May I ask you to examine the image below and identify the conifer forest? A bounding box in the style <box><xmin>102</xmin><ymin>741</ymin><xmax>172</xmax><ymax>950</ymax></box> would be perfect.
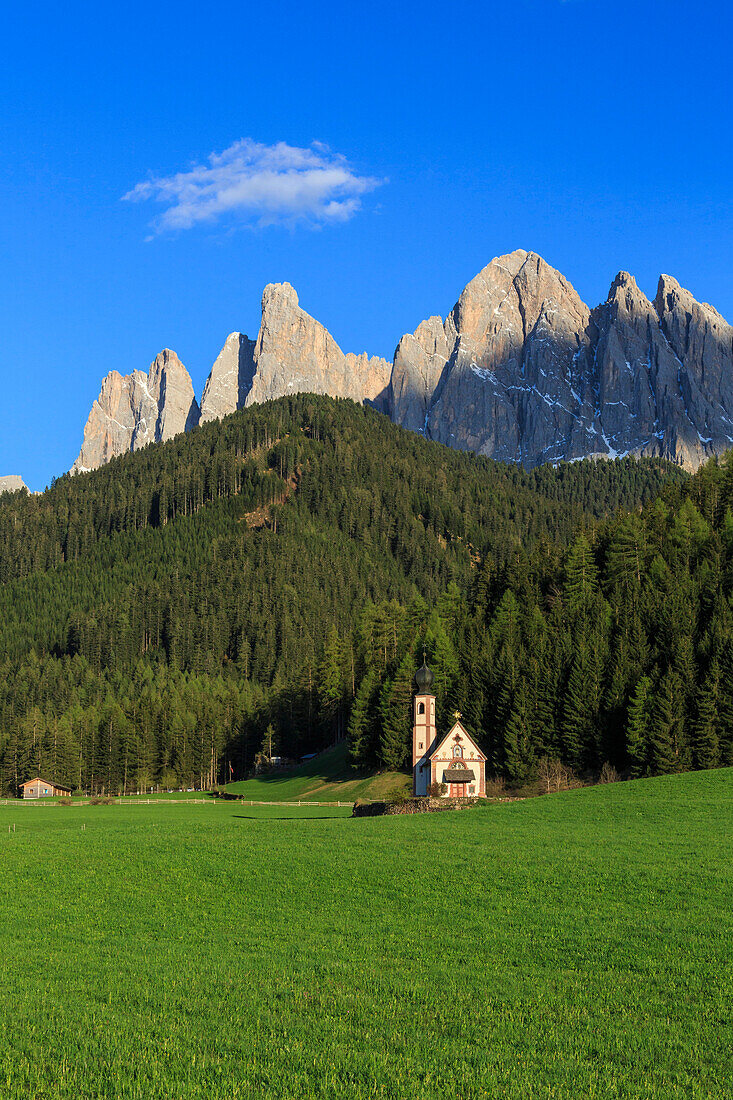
<box><xmin>2</xmin><ymin>394</ymin><xmax>730</xmax><ymax>795</ymax></box>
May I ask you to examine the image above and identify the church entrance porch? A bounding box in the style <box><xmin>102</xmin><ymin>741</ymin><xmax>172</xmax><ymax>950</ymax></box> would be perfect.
<box><xmin>443</xmin><ymin>762</ymin><xmax>476</xmax><ymax>798</ymax></box>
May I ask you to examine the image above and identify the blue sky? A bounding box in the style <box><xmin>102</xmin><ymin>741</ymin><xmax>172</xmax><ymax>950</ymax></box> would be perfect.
<box><xmin>1</xmin><ymin>0</ymin><xmax>731</xmax><ymax>489</ymax></box>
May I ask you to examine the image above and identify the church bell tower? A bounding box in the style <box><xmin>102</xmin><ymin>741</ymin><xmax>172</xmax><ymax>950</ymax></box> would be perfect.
<box><xmin>413</xmin><ymin>658</ymin><xmax>436</xmax><ymax>796</ymax></box>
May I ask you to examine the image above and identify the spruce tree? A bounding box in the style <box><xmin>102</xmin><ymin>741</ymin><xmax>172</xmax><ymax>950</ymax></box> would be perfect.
<box><xmin>348</xmin><ymin>669</ymin><xmax>379</xmax><ymax>768</ymax></box>
<box><xmin>502</xmin><ymin>682</ymin><xmax>534</xmax><ymax>784</ymax></box>
<box><xmin>378</xmin><ymin>652</ymin><xmax>415</xmax><ymax>771</ymax></box>
<box><xmin>564</xmin><ymin>533</ymin><xmax>599</xmax><ymax>617</ymax></box>
<box><xmin>649</xmin><ymin>668</ymin><xmax>686</xmax><ymax>775</ymax></box>
<box><xmin>626</xmin><ymin>676</ymin><xmax>652</xmax><ymax>777</ymax></box>
<box><xmin>693</xmin><ymin>662</ymin><xmax>720</xmax><ymax>770</ymax></box>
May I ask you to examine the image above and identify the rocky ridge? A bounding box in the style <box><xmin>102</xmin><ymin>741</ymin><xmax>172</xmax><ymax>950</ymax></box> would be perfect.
<box><xmin>72</xmin><ymin>349</ymin><xmax>199</xmax><ymax>473</ymax></box>
<box><xmin>391</xmin><ymin>250</ymin><xmax>733</xmax><ymax>470</ymax></box>
<box><xmin>200</xmin><ymin>333</ymin><xmax>256</xmax><ymax>424</ymax></box>
<box><xmin>73</xmin><ymin>284</ymin><xmax>391</xmax><ymax>470</ymax></box>
<box><xmin>0</xmin><ymin>475</ymin><xmax>28</xmax><ymax>493</ymax></box>
<box><xmin>71</xmin><ymin>254</ymin><xmax>732</xmax><ymax>474</ymax></box>
<box><xmin>243</xmin><ymin>283</ymin><xmax>390</xmax><ymax>411</ymax></box>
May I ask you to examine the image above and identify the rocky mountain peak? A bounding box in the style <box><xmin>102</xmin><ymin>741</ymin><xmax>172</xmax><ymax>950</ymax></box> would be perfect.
<box><xmin>261</xmin><ymin>281</ymin><xmax>300</xmax><ymax>312</ymax></box>
<box><xmin>200</xmin><ymin>333</ymin><xmax>256</xmax><ymax>424</ymax></box>
<box><xmin>394</xmin><ymin>250</ymin><xmax>595</xmax><ymax>466</ymax></box>
<box><xmin>72</xmin><ymin>350</ymin><xmax>199</xmax><ymax>473</ymax></box>
<box><xmin>609</xmin><ymin>270</ymin><xmax>642</xmax><ymax>296</ymax></box>
<box><xmin>601</xmin><ymin>271</ymin><xmax>655</xmax><ymax>322</ymax></box>
<box><xmin>0</xmin><ymin>475</ymin><xmax>28</xmax><ymax>493</ymax></box>
<box><xmin>391</xmin><ymin>251</ymin><xmax>733</xmax><ymax>470</ymax></box>
<box><xmin>68</xmin><ymin>253</ymin><xmax>732</xmax><ymax>478</ymax></box>
<box><xmin>245</xmin><ymin>283</ymin><xmax>390</xmax><ymax>408</ymax></box>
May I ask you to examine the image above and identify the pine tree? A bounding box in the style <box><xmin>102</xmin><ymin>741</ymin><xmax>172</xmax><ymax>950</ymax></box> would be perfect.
<box><xmin>259</xmin><ymin>723</ymin><xmax>279</xmax><ymax>764</ymax></box>
<box><xmin>604</xmin><ymin>514</ymin><xmax>646</xmax><ymax>596</ymax></box>
<box><xmin>693</xmin><ymin>662</ymin><xmax>720</xmax><ymax>770</ymax></box>
<box><xmin>561</xmin><ymin>639</ymin><xmax>601</xmax><ymax>771</ymax></box>
<box><xmin>378</xmin><ymin>652</ymin><xmax>415</xmax><ymax>771</ymax></box>
<box><xmin>716</xmin><ymin>642</ymin><xmax>733</xmax><ymax>766</ymax></box>
<box><xmin>348</xmin><ymin>669</ymin><xmax>379</xmax><ymax>768</ymax></box>
<box><xmin>317</xmin><ymin>628</ymin><xmax>346</xmax><ymax>741</ymax></box>
<box><xmin>649</xmin><ymin>668</ymin><xmax>686</xmax><ymax>775</ymax></box>
<box><xmin>626</xmin><ymin>676</ymin><xmax>652</xmax><ymax>777</ymax></box>
<box><xmin>564</xmin><ymin>533</ymin><xmax>599</xmax><ymax>617</ymax></box>
<box><xmin>502</xmin><ymin>681</ymin><xmax>534</xmax><ymax>784</ymax></box>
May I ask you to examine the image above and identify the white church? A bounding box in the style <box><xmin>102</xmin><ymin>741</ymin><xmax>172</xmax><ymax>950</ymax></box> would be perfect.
<box><xmin>412</xmin><ymin>659</ymin><xmax>487</xmax><ymax>798</ymax></box>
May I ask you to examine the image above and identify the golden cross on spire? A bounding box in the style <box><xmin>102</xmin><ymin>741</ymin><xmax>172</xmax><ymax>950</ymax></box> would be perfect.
<box><xmin>453</xmin><ymin>710</ymin><xmax>462</xmax><ymax>720</ymax></box>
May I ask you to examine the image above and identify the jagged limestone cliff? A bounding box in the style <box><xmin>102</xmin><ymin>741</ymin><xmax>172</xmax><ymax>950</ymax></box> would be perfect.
<box><xmin>199</xmin><ymin>333</ymin><xmax>257</xmax><ymax>424</ymax></box>
<box><xmin>70</xmin><ymin>254</ymin><xmax>732</xmax><ymax>474</ymax></box>
<box><xmin>72</xmin><ymin>350</ymin><xmax>200</xmax><ymax>472</ymax></box>
<box><xmin>390</xmin><ymin>250</ymin><xmax>733</xmax><ymax>470</ymax></box>
<box><xmin>201</xmin><ymin>283</ymin><xmax>391</xmax><ymax>419</ymax></box>
<box><xmin>0</xmin><ymin>475</ymin><xmax>27</xmax><ymax>493</ymax></box>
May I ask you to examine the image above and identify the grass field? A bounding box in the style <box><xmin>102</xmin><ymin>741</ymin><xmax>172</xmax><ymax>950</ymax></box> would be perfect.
<box><xmin>224</xmin><ymin>742</ymin><xmax>411</xmax><ymax>803</ymax></box>
<box><xmin>1</xmin><ymin>770</ymin><xmax>731</xmax><ymax>1098</ymax></box>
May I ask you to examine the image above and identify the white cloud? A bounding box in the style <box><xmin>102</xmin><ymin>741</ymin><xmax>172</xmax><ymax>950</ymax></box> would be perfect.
<box><xmin>123</xmin><ymin>139</ymin><xmax>383</xmax><ymax>234</ymax></box>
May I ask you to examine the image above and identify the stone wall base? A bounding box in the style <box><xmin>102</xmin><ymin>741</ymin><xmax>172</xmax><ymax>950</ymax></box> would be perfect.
<box><xmin>352</xmin><ymin>796</ymin><xmax>484</xmax><ymax>817</ymax></box>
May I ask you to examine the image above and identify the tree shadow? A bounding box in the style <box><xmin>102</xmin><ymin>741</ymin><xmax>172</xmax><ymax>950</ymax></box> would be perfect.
<box><xmin>232</xmin><ymin>813</ymin><xmax>347</xmax><ymax>821</ymax></box>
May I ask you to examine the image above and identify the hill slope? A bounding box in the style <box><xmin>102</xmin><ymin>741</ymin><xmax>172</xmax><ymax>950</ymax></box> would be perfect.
<box><xmin>225</xmin><ymin>743</ymin><xmax>409</xmax><ymax>803</ymax></box>
<box><xmin>0</xmin><ymin>395</ymin><xmax>685</xmax><ymax>794</ymax></box>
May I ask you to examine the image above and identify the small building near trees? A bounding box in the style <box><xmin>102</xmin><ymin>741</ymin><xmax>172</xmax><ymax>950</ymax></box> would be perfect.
<box><xmin>412</xmin><ymin>659</ymin><xmax>487</xmax><ymax>798</ymax></box>
<box><xmin>20</xmin><ymin>777</ymin><xmax>72</xmax><ymax>799</ymax></box>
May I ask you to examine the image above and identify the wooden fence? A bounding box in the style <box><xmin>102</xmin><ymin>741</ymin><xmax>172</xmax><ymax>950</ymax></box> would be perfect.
<box><xmin>0</xmin><ymin>797</ymin><xmax>353</xmax><ymax>807</ymax></box>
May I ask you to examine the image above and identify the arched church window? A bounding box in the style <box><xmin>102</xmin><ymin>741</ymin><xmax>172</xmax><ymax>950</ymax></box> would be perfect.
<box><xmin>453</xmin><ymin>745</ymin><xmax>463</xmax><ymax>758</ymax></box>
<box><xmin>418</xmin><ymin>702</ymin><xmax>425</xmax><ymax>714</ymax></box>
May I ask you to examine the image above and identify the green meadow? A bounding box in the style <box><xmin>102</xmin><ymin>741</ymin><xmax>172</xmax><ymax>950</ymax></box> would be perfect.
<box><xmin>224</xmin><ymin>742</ymin><xmax>410</xmax><ymax>803</ymax></box>
<box><xmin>1</xmin><ymin>771</ymin><xmax>731</xmax><ymax>1099</ymax></box>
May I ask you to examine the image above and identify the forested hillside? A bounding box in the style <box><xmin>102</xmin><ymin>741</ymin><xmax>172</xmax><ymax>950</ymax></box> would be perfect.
<box><xmin>0</xmin><ymin>395</ymin><xmax>687</xmax><ymax>794</ymax></box>
<box><xmin>349</xmin><ymin>454</ymin><xmax>733</xmax><ymax>782</ymax></box>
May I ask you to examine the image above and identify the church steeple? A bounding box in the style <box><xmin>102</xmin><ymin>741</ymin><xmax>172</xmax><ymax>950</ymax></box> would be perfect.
<box><xmin>415</xmin><ymin>654</ymin><xmax>434</xmax><ymax>693</ymax></box>
<box><xmin>412</xmin><ymin>655</ymin><xmax>436</xmax><ymax>796</ymax></box>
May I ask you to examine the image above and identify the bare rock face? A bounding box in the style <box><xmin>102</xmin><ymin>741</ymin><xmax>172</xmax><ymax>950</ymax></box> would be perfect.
<box><xmin>0</xmin><ymin>475</ymin><xmax>27</xmax><ymax>493</ymax></box>
<box><xmin>200</xmin><ymin>333</ymin><xmax>257</xmax><ymax>424</ymax></box>
<box><xmin>390</xmin><ymin>317</ymin><xmax>450</xmax><ymax>433</ymax></box>
<box><xmin>150</xmin><ymin>349</ymin><xmax>201</xmax><ymax>443</ymax></box>
<box><xmin>587</xmin><ymin>273</ymin><xmax>708</xmax><ymax>468</ymax></box>
<box><xmin>393</xmin><ymin>250</ymin><xmax>595</xmax><ymax>465</ymax></box>
<box><xmin>654</xmin><ymin>275</ymin><xmax>733</xmax><ymax>454</ymax></box>
<box><xmin>72</xmin><ymin>349</ymin><xmax>199</xmax><ymax>473</ymax></box>
<box><xmin>389</xmin><ymin>251</ymin><xmax>733</xmax><ymax>470</ymax></box>
<box><xmin>67</xmin><ymin>256</ymin><xmax>732</xmax><ymax>479</ymax></box>
<box><xmin>245</xmin><ymin>283</ymin><xmax>391</xmax><ymax>408</ymax></box>
<box><xmin>72</xmin><ymin>284</ymin><xmax>390</xmax><ymax>475</ymax></box>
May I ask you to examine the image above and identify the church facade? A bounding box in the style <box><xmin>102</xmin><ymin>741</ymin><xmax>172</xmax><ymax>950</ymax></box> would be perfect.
<box><xmin>412</xmin><ymin>660</ymin><xmax>487</xmax><ymax>798</ymax></box>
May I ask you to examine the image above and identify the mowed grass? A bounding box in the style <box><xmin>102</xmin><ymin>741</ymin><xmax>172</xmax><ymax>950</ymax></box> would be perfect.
<box><xmin>1</xmin><ymin>771</ymin><xmax>731</xmax><ymax>1098</ymax></box>
<box><xmin>225</xmin><ymin>742</ymin><xmax>411</xmax><ymax>803</ymax></box>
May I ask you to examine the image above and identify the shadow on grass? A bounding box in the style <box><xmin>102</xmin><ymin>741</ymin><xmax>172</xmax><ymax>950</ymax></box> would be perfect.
<box><xmin>226</xmin><ymin>744</ymin><xmax>373</xmax><ymax>790</ymax></box>
<box><xmin>232</xmin><ymin>814</ymin><xmax>346</xmax><ymax>821</ymax></box>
